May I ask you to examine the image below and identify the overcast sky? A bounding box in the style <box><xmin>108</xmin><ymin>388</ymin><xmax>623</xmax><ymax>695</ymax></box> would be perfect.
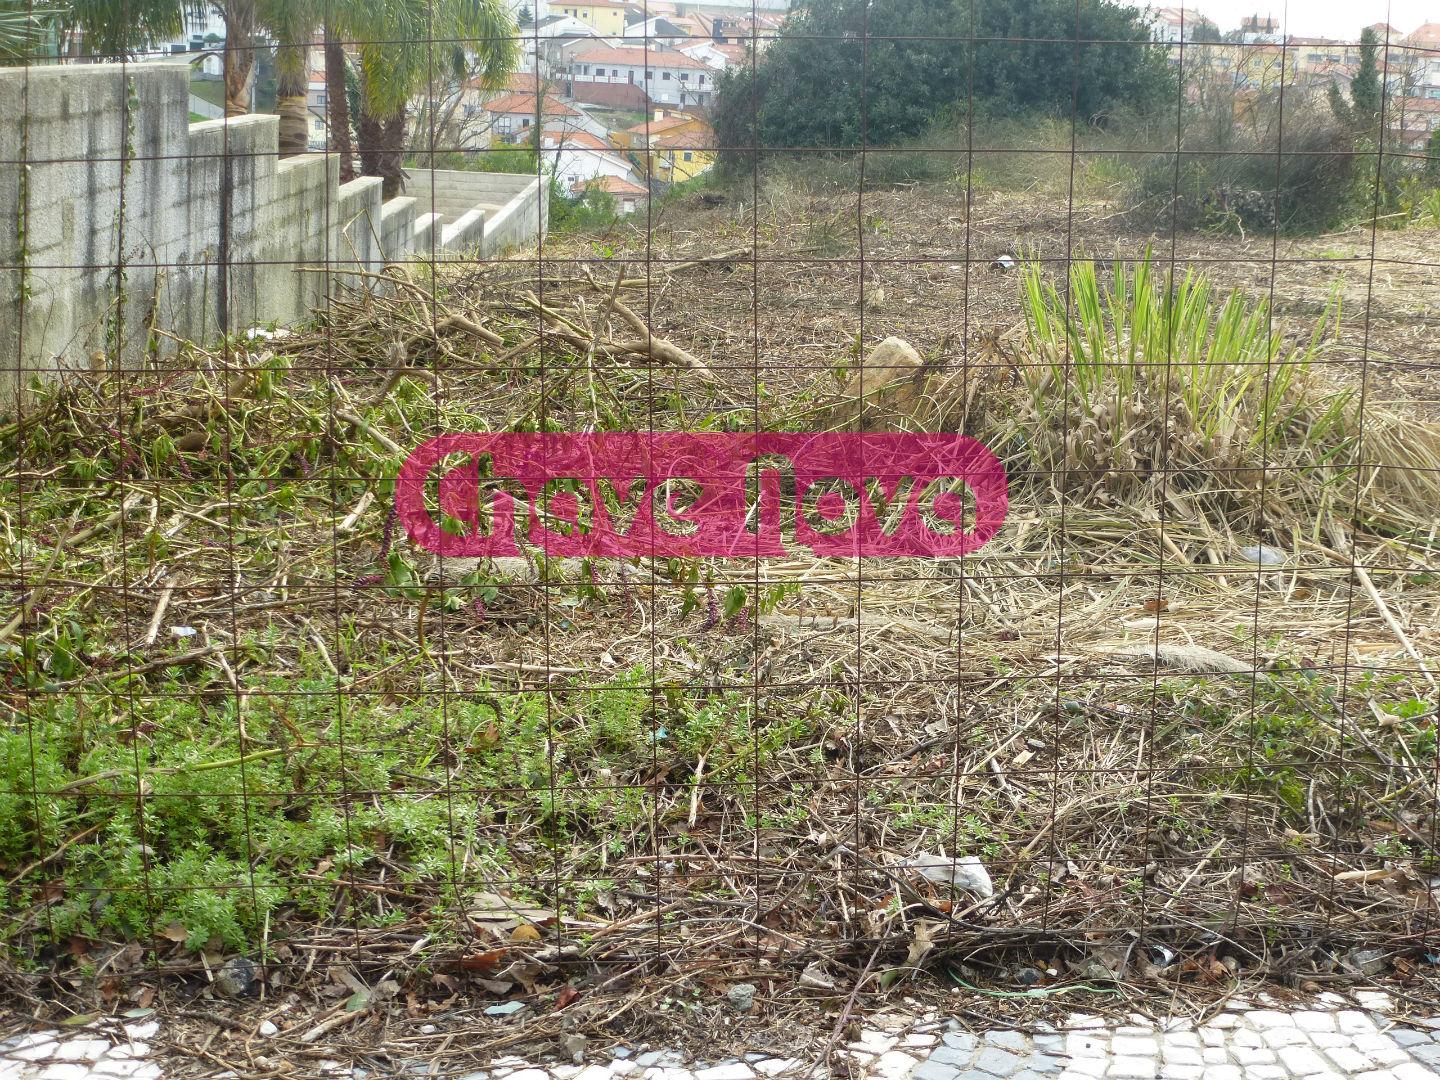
<box><xmin>1125</xmin><ymin>1</ymin><xmax>1438</xmax><ymax>39</ymax></box>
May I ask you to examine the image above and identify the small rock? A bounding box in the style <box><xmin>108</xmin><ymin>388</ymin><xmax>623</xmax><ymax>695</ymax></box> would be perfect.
<box><xmin>990</xmin><ymin>254</ymin><xmax>1017</xmax><ymax>273</ymax></box>
<box><xmin>1344</xmin><ymin>948</ymin><xmax>1389</xmax><ymax>977</ymax></box>
<box><xmin>214</xmin><ymin>956</ymin><xmax>258</xmax><ymax>997</ymax></box>
<box><xmin>562</xmin><ymin>1034</ymin><xmax>588</xmax><ymax>1061</ymax></box>
<box><xmin>257</xmin><ymin>1020</ymin><xmax>279</xmax><ymax>1038</ymax></box>
<box><xmin>484</xmin><ymin>1001</ymin><xmax>529</xmax><ymax>1018</ymax></box>
<box><xmin>612</xmin><ymin>1047</ymin><xmax>632</xmax><ymax>1059</ymax></box>
<box><xmin>726</xmin><ymin>983</ymin><xmax>757</xmax><ymax>1012</ymax></box>
<box><xmin>1013</xmin><ymin>966</ymin><xmax>1044</xmax><ymax>986</ymax></box>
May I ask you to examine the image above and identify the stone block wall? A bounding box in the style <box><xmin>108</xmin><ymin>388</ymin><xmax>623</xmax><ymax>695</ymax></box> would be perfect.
<box><xmin>1</xmin><ymin>62</ymin><xmax>549</xmax><ymax>412</ymax></box>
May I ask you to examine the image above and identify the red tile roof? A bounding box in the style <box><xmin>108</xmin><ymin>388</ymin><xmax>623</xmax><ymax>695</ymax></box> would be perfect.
<box><xmin>571</xmin><ymin>42</ymin><xmax>710</xmax><ymax>69</ymax></box>
<box><xmin>483</xmin><ymin>92</ymin><xmax>580</xmax><ymax>117</ymax></box>
<box><xmin>576</xmin><ymin>175</ymin><xmax>649</xmax><ymax>196</ymax></box>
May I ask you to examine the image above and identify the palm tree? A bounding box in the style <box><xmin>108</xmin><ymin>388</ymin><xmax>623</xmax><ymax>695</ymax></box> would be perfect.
<box><xmin>344</xmin><ymin>0</ymin><xmax>518</xmax><ymax>197</ymax></box>
<box><xmin>1</xmin><ymin>0</ymin><xmax>58</xmax><ymax>62</ymax></box>
<box><xmin>55</xmin><ymin>0</ymin><xmax>181</xmax><ymax>59</ymax></box>
<box><xmin>257</xmin><ymin>0</ymin><xmax>318</xmax><ymax>155</ymax></box>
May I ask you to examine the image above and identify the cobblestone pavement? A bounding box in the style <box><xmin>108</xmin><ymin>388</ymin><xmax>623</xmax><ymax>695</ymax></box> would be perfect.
<box><xmin>5</xmin><ymin>992</ymin><xmax>1440</xmax><ymax>1080</ymax></box>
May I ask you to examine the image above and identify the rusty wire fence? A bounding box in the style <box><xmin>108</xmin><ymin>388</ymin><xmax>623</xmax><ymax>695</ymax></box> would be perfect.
<box><xmin>2</xmin><ymin>0</ymin><xmax>1440</xmax><ymax>1043</ymax></box>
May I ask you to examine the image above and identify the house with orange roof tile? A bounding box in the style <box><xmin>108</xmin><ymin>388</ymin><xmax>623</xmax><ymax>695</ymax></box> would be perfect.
<box><xmin>574</xmin><ymin>175</ymin><xmax>651</xmax><ymax>215</ymax></box>
<box><xmin>563</xmin><ymin>41</ymin><xmax>718</xmax><ymax>106</ymax></box>
<box><xmin>612</xmin><ymin>109</ymin><xmax>716</xmax><ymax>183</ymax></box>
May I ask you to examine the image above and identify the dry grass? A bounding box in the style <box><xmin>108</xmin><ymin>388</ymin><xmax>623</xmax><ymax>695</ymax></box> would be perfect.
<box><xmin>1</xmin><ymin>183</ymin><xmax>1437</xmax><ymax>1060</ymax></box>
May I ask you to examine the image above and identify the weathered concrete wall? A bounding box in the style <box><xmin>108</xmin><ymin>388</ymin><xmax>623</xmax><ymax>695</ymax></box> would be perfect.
<box><xmin>1</xmin><ymin>62</ymin><xmax>548</xmax><ymax>412</ymax></box>
<box><xmin>406</xmin><ymin>169</ymin><xmax>548</xmax><ymax>257</ymax></box>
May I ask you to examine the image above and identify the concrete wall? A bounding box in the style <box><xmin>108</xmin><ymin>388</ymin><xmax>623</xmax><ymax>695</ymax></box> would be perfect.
<box><xmin>1</xmin><ymin>62</ymin><xmax>549</xmax><ymax>411</ymax></box>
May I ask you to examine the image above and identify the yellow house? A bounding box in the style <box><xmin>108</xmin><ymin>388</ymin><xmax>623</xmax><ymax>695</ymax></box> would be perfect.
<box><xmin>553</xmin><ymin>1</ymin><xmax>633</xmax><ymax>36</ymax></box>
<box><xmin>613</xmin><ymin>110</ymin><xmax>716</xmax><ymax>184</ymax></box>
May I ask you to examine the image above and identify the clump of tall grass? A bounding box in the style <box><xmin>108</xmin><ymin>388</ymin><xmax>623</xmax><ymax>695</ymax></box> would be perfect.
<box><xmin>1010</xmin><ymin>251</ymin><xmax>1352</xmax><ymax>506</ymax></box>
<box><xmin>1002</xmin><ymin>253</ymin><xmax>1440</xmax><ymax>533</ymax></box>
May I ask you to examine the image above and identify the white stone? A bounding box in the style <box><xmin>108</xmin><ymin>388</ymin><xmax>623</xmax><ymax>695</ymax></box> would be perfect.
<box><xmin>1062</xmin><ymin>1057</ymin><xmax>1106</xmax><ymax>1078</ymax></box>
<box><xmin>1201</xmin><ymin>1047</ymin><xmax>1228</xmax><ymax>1065</ymax></box>
<box><xmin>1195</xmin><ymin>1067</ymin><xmax>1239</xmax><ymax>1080</ymax></box>
<box><xmin>577</xmin><ymin>1066</ymin><xmax>613</xmax><ymax>1080</ymax></box>
<box><xmin>1159</xmin><ymin>1046</ymin><xmax>1201</xmax><ymax>1066</ymax></box>
<box><xmin>1393</xmin><ymin>1064</ymin><xmax>1438</xmax><ymax>1080</ymax></box>
<box><xmin>871</xmin><ymin>1051</ymin><xmax>918</xmax><ymax>1079</ymax></box>
<box><xmin>1327</xmin><ymin>1046</ymin><xmax>1379</xmax><ymax>1071</ymax></box>
<box><xmin>1112</xmin><ymin>1037</ymin><xmax>1157</xmax><ymax>1057</ymax></box>
<box><xmin>1158</xmin><ymin>1067</ymin><xmax>1202</xmax><ymax>1080</ymax></box>
<box><xmin>93</xmin><ymin>1062</ymin><xmax>147</xmax><ymax>1077</ymax></box>
<box><xmin>1232</xmin><ymin>1029</ymin><xmax>1264</xmax><ymax>1049</ymax></box>
<box><xmin>1245</xmin><ymin>1068</ymin><xmax>1285</xmax><ymax>1080</ymax></box>
<box><xmin>122</xmin><ymin>1024</ymin><xmax>158</xmax><ymax>1041</ymax></box>
<box><xmin>1355</xmin><ymin>992</ymin><xmax>1393</xmax><ymax>1013</ymax></box>
<box><xmin>1108</xmin><ymin>1057</ymin><xmax>1156</xmax><ymax>1078</ymax></box>
<box><xmin>508</xmin><ymin>1070</ymin><xmax>551</xmax><ymax>1080</ymax></box>
<box><xmin>1276</xmin><ymin>1045</ymin><xmax>1328</xmax><ymax>1075</ymax></box>
<box><xmin>7</xmin><ymin>1034</ymin><xmax>59</xmax><ymax>1062</ymax></box>
<box><xmin>54</xmin><ymin>1039</ymin><xmax>111</xmax><ymax>1062</ymax></box>
<box><xmin>1354</xmin><ymin>1072</ymin><xmax>1401</xmax><ymax>1080</ymax></box>
<box><xmin>900</xmin><ymin>1034</ymin><xmax>936</xmax><ymax>1049</ymax></box>
<box><xmin>1246</xmin><ymin>1011</ymin><xmax>1294</xmax><ymax>1029</ymax></box>
<box><xmin>1199</xmin><ymin>1029</ymin><xmax>1226</xmax><ymax>1048</ymax></box>
<box><xmin>1294</xmin><ymin>1012</ymin><xmax>1336</xmax><ymax>1033</ymax></box>
<box><xmin>1310</xmin><ymin>1033</ymin><xmax>1349</xmax><ymax>1048</ymax></box>
<box><xmin>1067</xmin><ymin>1034</ymin><xmax>1109</xmax><ymax>1058</ymax></box>
<box><xmin>1351</xmin><ymin>1036</ymin><xmax>1409</xmax><ymax>1066</ymax></box>
<box><xmin>1258</xmin><ymin>1027</ymin><xmax>1307</xmax><ymax>1048</ymax></box>
<box><xmin>1161</xmin><ymin>1033</ymin><xmax>1199</xmax><ymax>1049</ymax></box>
<box><xmin>1207</xmin><ymin>1015</ymin><xmax>1240</xmax><ymax>1030</ymax></box>
<box><xmin>611</xmin><ymin>1061</ymin><xmax>638</xmax><ymax>1075</ymax></box>
<box><xmin>851</xmin><ymin>1032</ymin><xmax>897</xmax><ymax>1055</ymax></box>
<box><xmin>553</xmin><ymin>1067</ymin><xmax>582</xmax><ymax>1078</ymax></box>
<box><xmin>753</xmin><ymin>1060</ymin><xmax>799</xmax><ymax>1077</ymax></box>
<box><xmin>694</xmin><ymin>1067</ymin><xmax>753</xmax><ymax>1080</ymax></box>
<box><xmin>1340</xmin><ymin>1012</ymin><xmax>1380</xmax><ymax>1034</ymax></box>
<box><xmin>1231</xmin><ymin>1045</ymin><xmax>1274</xmax><ymax>1066</ymax></box>
<box><xmin>1066</xmin><ymin>1015</ymin><xmax>1106</xmax><ymax>1030</ymax></box>
<box><xmin>36</xmin><ymin>1066</ymin><xmax>89</xmax><ymax>1080</ymax></box>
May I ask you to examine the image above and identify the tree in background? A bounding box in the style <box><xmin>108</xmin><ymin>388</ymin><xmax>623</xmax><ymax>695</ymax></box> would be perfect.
<box><xmin>1427</xmin><ymin>127</ymin><xmax>1440</xmax><ymax>183</ymax></box>
<box><xmin>345</xmin><ymin>0</ymin><xmax>517</xmax><ymax>198</ymax></box>
<box><xmin>1329</xmin><ymin>27</ymin><xmax>1380</xmax><ymax>138</ymax></box>
<box><xmin>55</xmin><ymin>0</ymin><xmax>179</xmax><ymax>57</ymax></box>
<box><xmin>0</xmin><ymin>0</ymin><xmax>57</xmax><ymax>61</ymax></box>
<box><xmin>715</xmin><ymin>0</ymin><xmax>1173</xmax><ymax>164</ymax></box>
<box><xmin>259</xmin><ymin>0</ymin><xmax>317</xmax><ymax>155</ymax></box>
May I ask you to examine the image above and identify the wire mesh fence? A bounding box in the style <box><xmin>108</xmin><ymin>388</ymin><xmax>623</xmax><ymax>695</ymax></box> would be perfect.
<box><xmin>2</xmin><ymin>0</ymin><xmax>1439</xmax><ymax>1058</ymax></box>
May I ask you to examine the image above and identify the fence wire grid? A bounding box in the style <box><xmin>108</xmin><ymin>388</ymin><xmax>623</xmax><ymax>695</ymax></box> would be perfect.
<box><xmin>2</xmin><ymin>0</ymin><xmax>1440</xmax><ymax>1064</ymax></box>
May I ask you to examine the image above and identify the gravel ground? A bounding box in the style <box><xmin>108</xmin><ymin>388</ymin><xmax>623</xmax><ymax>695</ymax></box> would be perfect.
<box><xmin>6</xmin><ymin>992</ymin><xmax>1440</xmax><ymax>1080</ymax></box>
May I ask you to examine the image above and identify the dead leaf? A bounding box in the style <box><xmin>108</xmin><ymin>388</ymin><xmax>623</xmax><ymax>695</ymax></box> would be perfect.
<box><xmin>468</xmin><ymin>891</ymin><xmax>557</xmax><ymax>935</ymax></box>
<box><xmin>554</xmin><ymin>984</ymin><xmax>581</xmax><ymax>1010</ymax></box>
<box><xmin>458</xmin><ymin>948</ymin><xmax>508</xmax><ymax>974</ymax></box>
<box><xmin>160</xmin><ymin>924</ymin><xmax>189</xmax><ymax>943</ymax></box>
<box><xmin>510</xmin><ymin>923</ymin><xmax>542</xmax><ymax>944</ymax></box>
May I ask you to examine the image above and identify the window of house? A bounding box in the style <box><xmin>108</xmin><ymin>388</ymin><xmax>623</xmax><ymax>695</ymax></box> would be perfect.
<box><xmin>662</xmin><ymin>71</ymin><xmax>671</xmax><ymax>79</ymax></box>
<box><xmin>679</xmin><ymin>72</ymin><xmax>688</xmax><ymax>80</ymax></box>
<box><xmin>697</xmin><ymin>74</ymin><xmax>705</xmax><ymax>84</ymax></box>
<box><xmin>521</xmin><ymin>117</ymin><xmax>531</xmax><ymax>127</ymax></box>
<box><xmin>582</xmin><ymin>64</ymin><xmax>590</xmax><ymax>74</ymax></box>
<box><xmin>683</xmin><ymin>151</ymin><xmax>692</xmax><ymax>161</ymax></box>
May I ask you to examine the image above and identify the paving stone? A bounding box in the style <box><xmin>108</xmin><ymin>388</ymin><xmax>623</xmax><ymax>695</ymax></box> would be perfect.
<box><xmin>35</xmin><ymin>1066</ymin><xmax>90</xmax><ymax>1080</ymax></box>
<box><xmin>970</xmin><ymin>1048</ymin><xmax>1023</xmax><ymax>1078</ymax></box>
<box><xmin>1201</xmin><ymin>1046</ymin><xmax>1229</xmax><ymax>1065</ymax></box>
<box><xmin>944</xmin><ymin>1034</ymin><xmax>979</xmax><ymax>1052</ymax></box>
<box><xmin>903</xmin><ymin>1035</ymin><xmax>939</xmax><ymax>1049</ymax></box>
<box><xmin>1199</xmin><ymin>1029</ymin><xmax>1227</xmax><ymax>1048</ymax></box>
<box><xmin>1326</xmin><ymin>1046</ymin><xmax>1379</xmax><ymax>1072</ymax></box>
<box><xmin>1158</xmin><ymin>1046</ymin><xmax>1201</xmax><ymax>1067</ymax></box>
<box><xmin>754</xmin><ymin>1060</ymin><xmax>799</xmax><ymax>1077</ymax></box>
<box><xmin>1245</xmin><ymin>1068</ymin><xmax>1286</xmax><ymax>1080</ymax></box>
<box><xmin>1393</xmin><ymin>1064</ymin><xmax>1440</xmax><ymax>1080</ymax></box>
<box><xmin>1032</xmin><ymin>1036</ymin><xmax>1063</xmax><ymax>1053</ymax></box>
<box><xmin>1207</xmin><ymin>1015</ymin><xmax>1241</xmax><ymax>1030</ymax></box>
<box><xmin>1276</xmin><ymin>1045</ymin><xmax>1329</xmax><ymax>1075</ymax></box>
<box><xmin>1233</xmin><ymin>1030</ymin><xmax>1265</xmax><ymax>1049</ymax></box>
<box><xmin>1158</xmin><ymin>1067</ymin><xmax>1202</xmax><ymax>1080</ymax></box>
<box><xmin>1389</xmin><ymin>1029</ymin><xmax>1433</xmax><ymax>1049</ymax></box>
<box><xmin>1117</xmin><ymin>1027</ymin><xmax>1155</xmax><ymax>1038</ymax></box>
<box><xmin>1061</xmin><ymin>1058</ymin><xmax>1106</xmax><ymax>1078</ymax></box>
<box><xmin>1296</xmin><ymin>1013</ymin><xmax>1339</xmax><ymax>1034</ymax></box>
<box><xmin>1248</xmin><ymin>1012</ymin><xmax>1296</xmax><ymax>1030</ymax></box>
<box><xmin>1066</xmin><ymin>1035</ymin><xmax>1108</xmax><ymax>1058</ymax></box>
<box><xmin>1259</xmin><ymin>1027</ymin><xmax>1309</xmax><ymax>1049</ymax></box>
<box><xmin>1340</xmin><ymin>1013</ymin><xmax>1381</xmax><ymax>1035</ymax></box>
<box><xmin>1354</xmin><ymin>992</ymin><xmax>1393</xmax><ymax>1013</ymax></box>
<box><xmin>873</xmin><ymin>1051</ymin><xmax>920</xmax><ymax>1078</ymax></box>
<box><xmin>909</xmin><ymin>1061</ymin><xmax>958</xmax><ymax>1080</ymax></box>
<box><xmin>1352</xmin><ymin>1035</ymin><xmax>1410</xmax><ymax>1066</ymax></box>
<box><xmin>636</xmin><ymin>1055</ymin><xmax>665</xmax><ymax>1068</ymax></box>
<box><xmin>1066</xmin><ymin>1016</ymin><xmax>1105</xmax><ymax>1031</ymax></box>
<box><xmin>1027</xmin><ymin>1055</ymin><xmax>1062</xmax><ymax>1075</ymax></box>
<box><xmin>1312</xmin><ymin>1033</ymin><xmax>1351</xmax><ymax>1049</ymax></box>
<box><xmin>695</xmin><ymin>1066</ymin><xmax>755</xmax><ymax>1080</ymax></box>
<box><xmin>1111</xmin><ymin>1038</ymin><xmax>1156</xmax><ymax>1057</ymax></box>
<box><xmin>1232</xmin><ymin>1044</ymin><xmax>1275</xmax><ymax>1066</ymax></box>
<box><xmin>926</xmin><ymin>1046</ymin><xmax>973</xmax><ymax>1067</ymax></box>
<box><xmin>611</xmin><ymin>1062</ymin><xmax>639</xmax><ymax>1075</ymax></box>
<box><xmin>985</xmin><ymin>1033</ymin><xmax>1028</xmax><ymax>1053</ymax></box>
<box><xmin>1196</xmin><ymin>1067</ymin><xmax>1240</xmax><ymax>1080</ymax></box>
<box><xmin>1107</xmin><ymin>1057</ymin><xmax>1156</xmax><ymax>1079</ymax></box>
<box><xmin>1160</xmin><ymin>1034</ymin><xmax>1199</xmax><ymax>1050</ymax></box>
<box><xmin>1411</xmin><ymin>1044</ymin><xmax>1440</xmax><ymax>1068</ymax></box>
<box><xmin>1354</xmin><ymin>1071</ymin><xmax>1402</xmax><ymax>1080</ymax></box>
<box><xmin>577</xmin><ymin>1065</ymin><xmax>614</xmax><ymax>1080</ymax></box>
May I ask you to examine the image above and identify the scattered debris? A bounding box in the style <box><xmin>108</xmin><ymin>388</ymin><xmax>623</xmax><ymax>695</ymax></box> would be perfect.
<box><xmin>901</xmin><ymin>853</ymin><xmax>994</xmax><ymax>898</ymax></box>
